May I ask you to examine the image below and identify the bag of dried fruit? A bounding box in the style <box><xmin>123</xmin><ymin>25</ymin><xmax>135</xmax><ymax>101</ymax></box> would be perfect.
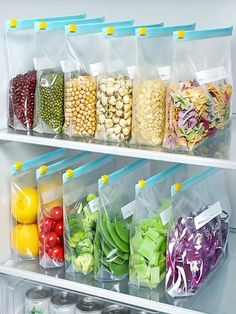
<box><xmin>5</xmin><ymin>14</ymin><xmax>86</xmax><ymax>131</ymax></box>
<box><xmin>132</xmin><ymin>24</ymin><xmax>196</xmax><ymax>146</ymax></box>
<box><xmin>163</xmin><ymin>27</ymin><xmax>233</xmax><ymax>151</ymax></box>
<box><xmin>11</xmin><ymin>148</ymin><xmax>66</xmax><ymax>262</ymax></box>
<box><xmin>166</xmin><ymin>167</ymin><xmax>231</xmax><ymax>297</ymax></box>
<box><xmin>36</xmin><ymin>152</ymin><xmax>91</xmax><ymax>269</ymax></box>
<box><xmin>33</xmin><ymin>17</ymin><xmax>105</xmax><ymax>135</ymax></box>
<box><xmin>63</xmin><ymin>20</ymin><xmax>134</xmax><ymax>138</ymax></box>
<box><xmin>129</xmin><ymin>163</ymin><xmax>188</xmax><ymax>289</ymax></box>
<box><xmin>63</xmin><ymin>155</ymin><xmax>121</xmax><ymax>276</ymax></box>
<box><xmin>95</xmin><ymin>23</ymin><xmax>163</xmax><ymax>143</ymax></box>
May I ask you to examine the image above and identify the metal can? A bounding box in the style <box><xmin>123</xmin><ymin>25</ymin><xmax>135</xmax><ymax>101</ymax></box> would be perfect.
<box><xmin>102</xmin><ymin>304</ymin><xmax>131</xmax><ymax>314</ymax></box>
<box><xmin>25</xmin><ymin>286</ymin><xmax>53</xmax><ymax>314</ymax></box>
<box><xmin>50</xmin><ymin>291</ymin><xmax>77</xmax><ymax>314</ymax></box>
<box><xmin>76</xmin><ymin>296</ymin><xmax>104</xmax><ymax>313</ymax></box>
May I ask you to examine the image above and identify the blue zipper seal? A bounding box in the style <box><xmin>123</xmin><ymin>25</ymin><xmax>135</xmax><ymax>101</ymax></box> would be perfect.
<box><xmin>136</xmin><ymin>23</ymin><xmax>196</xmax><ymax>38</ymax></box>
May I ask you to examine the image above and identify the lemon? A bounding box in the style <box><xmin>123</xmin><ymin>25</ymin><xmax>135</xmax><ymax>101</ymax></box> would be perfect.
<box><xmin>11</xmin><ymin>223</ymin><xmax>39</xmax><ymax>257</ymax></box>
<box><xmin>12</xmin><ymin>186</ymin><xmax>38</xmax><ymax>224</ymax></box>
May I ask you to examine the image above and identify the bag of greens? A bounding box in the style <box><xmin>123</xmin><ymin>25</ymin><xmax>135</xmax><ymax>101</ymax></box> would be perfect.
<box><xmin>11</xmin><ymin>148</ymin><xmax>66</xmax><ymax>261</ymax></box>
<box><xmin>63</xmin><ymin>19</ymin><xmax>134</xmax><ymax>138</ymax></box>
<box><xmin>129</xmin><ymin>164</ymin><xmax>188</xmax><ymax>289</ymax></box>
<box><xmin>166</xmin><ymin>167</ymin><xmax>231</xmax><ymax>297</ymax></box>
<box><xmin>163</xmin><ymin>27</ymin><xmax>233</xmax><ymax>151</ymax></box>
<box><xmin>37</xmin><ymin>152</ymin><xmax>91</xmax><ymax>268</ymax></box>
<box><xmin>95</xmin><ymin>23</ymin><xmax>163</xmax><ymax>143</ymax></box>
<box><xmin>132</xmin><ymin>24</ymin><xmax>196</xmax><ymax>146</ymax></box>
<box><xmin>5</xmin><ymin>14</ymin><xmax>86</xmax><ymax>131</ymax></box>
<box><xmin>33</xmin><ymin>17</ymin><xmax>105</xmax><ymax>134</ymax></box>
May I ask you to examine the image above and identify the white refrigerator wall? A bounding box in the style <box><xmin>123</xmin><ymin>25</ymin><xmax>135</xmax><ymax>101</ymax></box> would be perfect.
<box><xmin>0</xmin><ymin>0</ymin><xmax>236</xmax><ymax>129</ymax></box>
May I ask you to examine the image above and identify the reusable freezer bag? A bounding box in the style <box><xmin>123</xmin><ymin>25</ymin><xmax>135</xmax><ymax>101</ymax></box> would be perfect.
<box><xmin>166</xmin><ymin>167</ymin><xmax>231</xmax><ymax>297</ymax></box>
<box><xmin>36</xmin><ymin>152</ymin><xmax>91</xmax><ymax>268</ymax></box>
<box><xmin>33</xmin><ymin>17</ymin><xmax>105</xmax><ymax>134</ymax></box>
<box><xmin>11</xmin><ymin>148</ymin><xmax>66</xmax><ymax>261</ymax></box>
<box><xmin>163</xmin><ymin>27</ymin><xmax>233</xmax><ymax>151</ymax></box>
<box><xmin>63</xmin><ymin>19</ymin><xmax>134</xmax><ymax>138</ymax></box>
<box><xmin>95</xmin><ymin>23</ymin><xmax>163</xmax><ymax>143</ymax></box>
<box><xmin>5</xmin><ymin>14</ymin><xmax>86</xmax><ymax>131</ymax></box>
<box><xmin>94</xmin><ymin>159</ymin><xmax>152</xmax><ymax>282</ymax></box>
<box><xmin>63</xmin><ymin>155</ymin><xmax>120</xmax><ymax>276</ymax></box>
<box><xmin>132</xmin><ymin>24</ymin><xmax>196</xmax><ymax>146</ymax></box>
<box><xmin>129</xmin><ymin>163</ymin><xmax>188</xmax><ymax>289</ymax></box>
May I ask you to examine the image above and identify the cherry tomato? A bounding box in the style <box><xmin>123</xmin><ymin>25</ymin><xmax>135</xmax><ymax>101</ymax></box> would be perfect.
<box><xmin>39</xmin><ymin>244</ymin><xmax>46</xmax><ymax>257</ymax></box>
<box><xmin>39</xmin><ymin>217</ymin><xmax>54</xmax><ymax>234</ymax></box>
<box><xmin>48</xmin><ymin>245</ymin><xmax>64</xmax><ymax>262</ymax></box>
<box><xmin>53</xmin><ymin>220</ymin><xmax>63</xmax><ymax>237</ymax></box>
<box><xmin>50</xmin><ymin>206</ymin><xmax>63</xmax><ymax>221</ymax></box>
<box><xmin>45</xmin><ymin>232</ymin><xmax>57</xmax><ymax>248</ymax></box>
<box><xmin>56</xmin><ymin>236</ymin><xmax>63</xmax><ymax>246</ymax></box>
<box><xmin>39</xmin><ymin>230</ymin><xmax>46</xmax><ymax>243</ymax></box>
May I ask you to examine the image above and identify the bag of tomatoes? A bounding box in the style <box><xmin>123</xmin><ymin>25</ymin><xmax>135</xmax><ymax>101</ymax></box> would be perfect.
<box><xmin>36</xmin><ymin>152</ymin><xmax>91</xmax><ymax>268</ymax></box>
<box><xmin>11</xmin><ymin>148</ymin><xmax>66</xmax><ymax>262</ymax></box>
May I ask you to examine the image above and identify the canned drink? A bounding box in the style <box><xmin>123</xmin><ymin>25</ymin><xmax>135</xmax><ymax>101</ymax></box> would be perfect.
<box><xmin>76</xmin><ymin>296</ymin><xmax>104</xmax><ymax>313</ymax></box>
<box><xmin>50</xmin><ymin>291</ymin><xmax>77</xmax><ymax>314</ymax></box>
<box><xmin>25</xmin><ymin>286</ymin><xmax>53</xmax><ymax>314</ymax></box>
<box><xmin>102</xmin><ymin>304</ymin><xmax>131</xmax><ymax>314</ymax></box>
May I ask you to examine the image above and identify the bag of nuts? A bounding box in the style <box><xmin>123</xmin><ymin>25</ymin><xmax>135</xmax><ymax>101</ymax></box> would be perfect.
<box><xmin>33</xmin><ymin>17</ymin><xmax>105</xmax><ymax>135</ymax></box>
<box><xmin>95</xmin><ymin>24</ymin><xmax>163</xmax><ymax>143</ymax></box>
<box><xmin>132</xmin><ymin>24</ymin><xmax>196</xmax><ymax>147</ymax></box>
<box><xmin>63</xmin><ymin>20</ymin><xmax>135</xmax><ymax>138</ymax></box>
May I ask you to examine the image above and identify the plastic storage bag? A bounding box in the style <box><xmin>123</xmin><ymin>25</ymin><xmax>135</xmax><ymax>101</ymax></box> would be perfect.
<box><xmin>33</xmin><ymin>17</ymin><xmax>105</xmax><ymax>135</ymax></box>
<box><xmin>165</xmin><ymin>167</ymin><xmax>231</xmax><ymax>297</ymax></box>
<box><xmin>163</xmin><ymin>27</ymin><xmax>233</xmax><ymax>151</ymax></box>
<box><xmin>95</xmin><ymin>23</ymin><xmax>163</xmax><ymax>143</ymax></box>
<box><xmin>63</xmin><ymin>155</ymin><xmax>121</xmax><ymax>276</ymax></box>
<box><xmin>63</xmin><ymin>19</ymin><xmax>134</xmax><ymax>138</ymax></box>
<box><xmin>11</xmin><ymin>148</ymin><xmax>66</xmax><ymax>261</ymax></box>
<box><xmin>129</xmin><ymin>164</ymin><xmax>188</xmax><ymax>289</ymax></box>
<box><xmin>5</xmin><ymin>15</ymin><xmax>86</xmax><ymax>131</ymax></box>
<box><xmin>132</xmin><ymin>24</ymin><xmax>196</xmax><ymax>146</ymax></box>
<box><xmin>37</xmin><ymin>152</ymin><xmax>91</xmax><ymax>268</ymax></box>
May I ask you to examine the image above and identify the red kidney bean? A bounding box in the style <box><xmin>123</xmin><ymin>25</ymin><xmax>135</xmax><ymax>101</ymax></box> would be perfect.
<box><xmin>8</xmin><ymin>70</ymin><xmax>36</xmax><ymax>130</ymax></box>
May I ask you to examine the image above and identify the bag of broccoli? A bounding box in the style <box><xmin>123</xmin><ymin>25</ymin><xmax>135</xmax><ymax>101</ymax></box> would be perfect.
<box><xmin>166</xmin><ymin>167</ymin><xmax>231</xmax><ymax>297</ymax></box>
<box><xmin>129</xmin><ymin>163</ymin><xmax>188</xmax><ymax>289</ymax></box>
<box><xmin>11</xmin><ymin>148</ymin><xmax>66</xmax><ymax>261</ymax></box>
<box><xmin>37</xmin><ymin>152</ymin><xmax>91</xmax><ymax>269</ymax></box>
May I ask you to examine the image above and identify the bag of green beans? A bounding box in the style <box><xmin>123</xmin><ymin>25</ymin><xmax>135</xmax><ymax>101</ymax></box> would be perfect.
<box><xmin>33</xmin><ymin>17</ymin><xmax>105</xmax><ymax>134</ymax></box>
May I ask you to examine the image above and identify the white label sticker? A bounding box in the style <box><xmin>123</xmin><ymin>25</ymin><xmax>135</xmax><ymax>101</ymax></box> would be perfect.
<box><xmin>121</xmin><ymin>200</ymin><xmax>135</xmax><ymax>219</ymax></box>
<box><xmin>61</xmin><ymin>59</ymin><xmax>79</xmax><ymax>73</ymax></box>
<box><xmin>34</xmin><ymin>57</ymin><xmax>54</xmax><ymax>71</ymax></box>
<box><xmin>196</xmin><ymin>66</ymin><xmax>227</xmax><ymax>85</ymax></box>
<box><xmin>127</xmin><ymin>65</ymin><xmax>136</xmax><ymax>79</ymax></box>
<box><xmin>160</xmin><ymin>206</ymin><xmax>171</xmax><ymax>225</ymax></box>
<box><xmin>42</xmin><ymin>186</ymin><xmax>62</xmax><ymax>205</ymax></box>
<box><xmin>158</xmin><ymin>65</ymin><xmax>171</xmax><ymax>81</ymax></box>
<box><xmin>89</xmin><ymin>62</ymin><xmax>101</xmax><ymax>76</ymax></box>
<box><xmin>88</xmin><ymin>197</ymin><xmax>99</xmax><ymax>213</ymax></box>
<box><xmin>194</xmin><ymin>201</ymin><xmax>222</xmax><ymax>230</ymax></box>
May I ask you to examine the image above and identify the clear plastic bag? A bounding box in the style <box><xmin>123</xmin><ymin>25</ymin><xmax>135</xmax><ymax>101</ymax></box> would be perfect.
<box><xmin>129</xmin><ymin>164</ymin><xmax>188</xmax><ymax>289</ymax></box>
<box><xmin>132</xmin><ymin>24</ymin><xmax>196</xmax><ymax>146</ymax></box>
<box><xmin>33</xmin><ymin>17</ymin><xmax>105</xmax><ymax>134</ymax></box>
<box><xmin>166</xmin><ymin>167</ymin><xmax>231</xmax><ymax>297</ymax></box>
<box><xmin>95</xmin><ymin>24</ymin><xmax>163</xmax><ymax>143</ymax></box>
<box><xmin>163</xmin><ymin>27</ymin><xmax>233</xmax><ymax>151</ymax></box>
<box><xmin>10</xmin><ymin>148</ymin><xmax>66</xmax><ymax>261</ymax></box>
<box><xmin>36</xmin><ymin>152</ymin><xmax>91</xmax><ymax>269</ymax></box>
<box><xmin>63</xmin><ymin>20</ymin><xmax>134</xmax><ymax>138</ymax></box>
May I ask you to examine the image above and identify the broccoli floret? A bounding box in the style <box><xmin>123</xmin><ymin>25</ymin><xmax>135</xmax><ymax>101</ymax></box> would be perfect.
<box><xmin>75</xmin><ymin>238</ymin><xmax>93</xmax><ymax>255</ymax></box>
<box><xmin>69</xmin><ymin>230</ymin><xmax>87</xmax><ymax>248</ymax></box>
<box><xmin>87</xmin><ymin>193</ymin><xmax>97</xmax><ymax>202</ymax></box>
<box><xmin>68</xmin><ymin>212</ymin><xmax>83</xmax><ymax>236</ymax></box>
<box><xmin>72</xmin><ymin>253</ymin><xmax>94</xmax><ymax>274</ymax></box>
<box><xmin>82</xmin><ymin>210</ymin><xmax>98</xmax><ymax>230</ymax></box>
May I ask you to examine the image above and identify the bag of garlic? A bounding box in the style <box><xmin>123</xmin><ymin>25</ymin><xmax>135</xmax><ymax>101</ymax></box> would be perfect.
<box><xmin>131</xmin><ymin>24</ymin><xmax>196</xmax><ymax>146</ymax></box>
<box><xmin>63</xmin><ymin>20</ymin><xmax>134</xmax><ymax>138</ymax></box>
<box><xmin>95</xmin><ymin>23</ymin><xmax>163</xmax><ymax>143</ymax></box>
<box><xmin>163</xmin><ymin>27</ymin><xmax>233</xmax><ymax>151</ymax></box>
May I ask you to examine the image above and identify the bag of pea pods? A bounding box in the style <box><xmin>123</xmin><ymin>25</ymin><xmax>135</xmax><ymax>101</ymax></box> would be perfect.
<box><xmin>5</xmin><ymin>14</ymin><xmax>86</xmax><ymax>131</ymax></box>
<box><xmin>63</xmin><ymin>19</ymin><xmax>134</xmax><ymax>138</ymax></box>
<box><xmin>95</xmin><ymin>23</ymin><xmax>163</xmax><ymax>143</ymax></box>
<box><xmin>129</xmin><ymin>163</ymin><xmax>188</xmax><ymax>289</ymax></box>
<box><xmin>33</xmin><ymin>17</ymin><xmax>105</xmax><ymax>135</ymax></box>
<box><xmin>163</xmin><ymin>27</ymin><xmax>233</xmax><ymax>151</ymax></box>
<box><xmin>131</xmin><ymin>24</ymin><xmax>196</xmax><ymax>146</ymax></box>
<box><xmin>11</xmin><ymin>148</ymin><xmax>66</xmax><ymax>261</ymax></box>
<box><xmin>36</xmin><ymin>152</ymin><xmax>92</xmax><ymax>268</ymax></box>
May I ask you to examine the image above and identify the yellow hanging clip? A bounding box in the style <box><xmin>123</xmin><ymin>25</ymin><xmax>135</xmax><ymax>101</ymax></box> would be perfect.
<box><xmin>101</xmin><ymin>174</ymin><xmax>109</xmax><ymax>184</ymax></box>
<box><xmin>15</xmin><ymin>161</ymin><xmax>23</xmax><ymax>172</ymax></box>
<box><xmin>10</xmin><ymin>19</ymin><xmax>17</xmax><ymax>28</ymax></box>
<box><xmin>69</xmin><ymin>24</ymin><xmax>77</xmax><ymax>33</ymax></box>
<box><xmin>138</xmin><ymin>179</ymin><xmax>146</xmax><ymax>189</ymax></box>
<box><xmin>177</xmin><ymin>30</ymin><xmax>185</xmax><ymax>39</ymax></box>
<box><xmin>39</xmin><ymin>21</ymin><xmax>47</xmax><ymax>30</ymax></box>
<box><xmin>39</xmin><ymin>165</ymin><xmax>48</xmax><ymax>175</ymax></box>
<box><xmin>66</xmin><ymin>169</ymin><xmax>74</xmax><ymax>179</ymax></box>
<box><xmin>139</xmin><ymin>27</ymin><xmax>147</xmax><ymax>36</ymax></box>
<box><xmin>175</xmin><ymin>182</ymin><xmax>182</xmax><ymax>192</ymax></box>
<box><xmin>106</xmin><ymin>26</ymin><xmax>114</xmax><ymax>35</ymax></box>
